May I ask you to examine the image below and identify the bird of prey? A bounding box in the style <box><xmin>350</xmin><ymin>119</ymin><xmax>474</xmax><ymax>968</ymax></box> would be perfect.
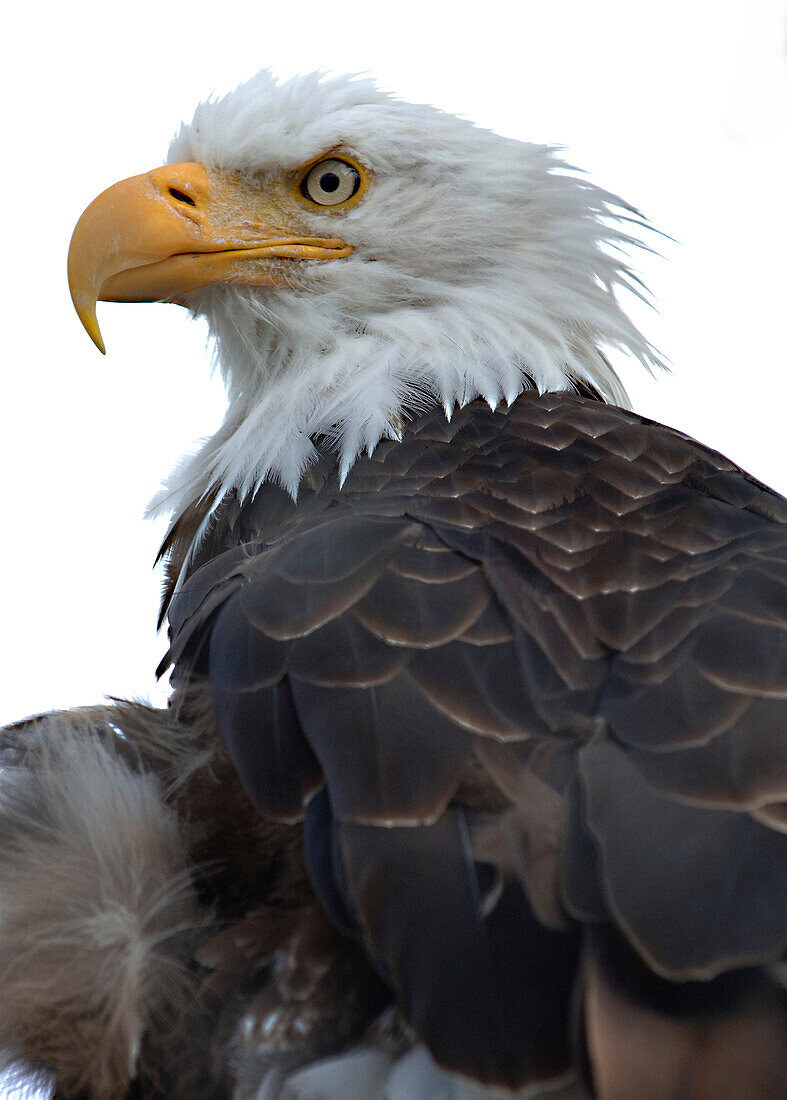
<box><xmin>0</xmin><ymin>70</ymin><xmax>785</xmax><ymax>1100</ymax></box>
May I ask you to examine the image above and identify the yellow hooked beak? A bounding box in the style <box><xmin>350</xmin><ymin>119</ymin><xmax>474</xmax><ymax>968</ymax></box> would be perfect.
<box><xmin>67</xmin><ymin>162</ymin><xmax>353</xmax><ymax>353</ymax></box>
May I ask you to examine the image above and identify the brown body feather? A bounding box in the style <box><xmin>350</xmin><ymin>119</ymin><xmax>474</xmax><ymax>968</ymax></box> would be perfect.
<box><xmin>2</xmin><ymin>392</ymin><xmax>786</xmax><ymax>1097</ymax></box>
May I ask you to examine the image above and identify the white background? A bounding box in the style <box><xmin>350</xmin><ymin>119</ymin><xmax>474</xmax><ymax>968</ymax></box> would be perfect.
<box><xmin>0</xmin><ymin>0</ymin><xmax>785</xmax><ymax>1093</ymax></box>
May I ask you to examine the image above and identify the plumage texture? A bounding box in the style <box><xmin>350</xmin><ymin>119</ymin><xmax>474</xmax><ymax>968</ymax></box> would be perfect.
<box><xmin>0</xmin><ymin>710</ymin><xmax>199</xmax><ymax>1098</ymax></box>
<box><xmin>2</xmin><ymin>69</ymin><xmax>786</xmax><ymax>1099</ymax></box>
<box><xmin>155</xmin><ymin>394</ymin><xmax>787</xmax><ymax>1098</ymax></box>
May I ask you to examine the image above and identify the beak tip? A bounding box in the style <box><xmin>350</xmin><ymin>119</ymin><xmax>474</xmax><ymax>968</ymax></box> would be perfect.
<box><xmin>73</xmin><ymin>299</ymin><xmax>107</xmax><ymax>355</ymax></box>
<box><xmin>84</xmin><ymin>319</ymin><xmax>106</xmax><ymax>356</ymax></box>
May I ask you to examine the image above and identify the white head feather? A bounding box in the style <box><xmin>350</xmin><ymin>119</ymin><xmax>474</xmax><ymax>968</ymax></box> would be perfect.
<box><xmin>148</xmin><ymin>69</ymin><xmax>659</xmax><ymax>527</ymax></box>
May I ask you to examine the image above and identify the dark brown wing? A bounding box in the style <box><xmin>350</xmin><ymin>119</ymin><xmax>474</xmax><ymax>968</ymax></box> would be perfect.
<box><xmin>165</xmin><ymin>392</ymin><xmax>787</xmax><ymax>1094</ymax></box>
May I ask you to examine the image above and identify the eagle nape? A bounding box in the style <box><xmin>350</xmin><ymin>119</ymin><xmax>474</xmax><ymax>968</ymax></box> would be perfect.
<box><xmin>1</xmin><ymin>69</ymin><xmax>785</xmax><ymax>1100</ymax></box>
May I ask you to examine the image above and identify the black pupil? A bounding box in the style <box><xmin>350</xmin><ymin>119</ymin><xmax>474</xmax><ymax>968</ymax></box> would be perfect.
<box><xmin>319</xmin><ymin>172</ymin><xmax>341</xmax><ymax>193</ymax></box>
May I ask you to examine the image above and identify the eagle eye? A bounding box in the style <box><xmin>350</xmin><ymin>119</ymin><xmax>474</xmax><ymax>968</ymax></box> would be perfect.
<box><xmin>302</xmin><ymin>158</ymin><xmax>361</xmax><ymax>207</ymax></box>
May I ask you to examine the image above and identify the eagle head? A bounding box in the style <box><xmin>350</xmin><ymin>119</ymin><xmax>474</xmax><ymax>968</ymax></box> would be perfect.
<box><xmin>68</xmin><ymin>69</ymin><xmax>657</xmax><ymax>512</ymax></box>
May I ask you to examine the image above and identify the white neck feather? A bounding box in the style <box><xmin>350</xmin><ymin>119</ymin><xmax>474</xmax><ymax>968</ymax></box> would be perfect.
<box><xmin>147</xmin><ymin>246</ymin><xmax>657</xmax><ymax>533</ymax></box>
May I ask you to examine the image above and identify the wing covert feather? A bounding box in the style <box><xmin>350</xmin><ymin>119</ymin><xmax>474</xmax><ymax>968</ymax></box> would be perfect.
<box><xmin>164</xmin><ymin>392</ymin><xmax>787</xmax><ymax>1091</ymax></box>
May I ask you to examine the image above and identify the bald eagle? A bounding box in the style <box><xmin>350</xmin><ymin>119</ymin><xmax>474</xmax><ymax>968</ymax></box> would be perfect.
<box><xmin>1</xmin><ymin>70</ymin><xmax>785</xmax><ymax>1100</ymax></box>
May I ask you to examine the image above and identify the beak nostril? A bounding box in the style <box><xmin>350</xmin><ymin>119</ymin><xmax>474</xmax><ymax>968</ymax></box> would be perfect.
<box><xmin>169</xmin><ymin>187</ymin><xmax>197</xmax><ymax>207</ymax></box>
